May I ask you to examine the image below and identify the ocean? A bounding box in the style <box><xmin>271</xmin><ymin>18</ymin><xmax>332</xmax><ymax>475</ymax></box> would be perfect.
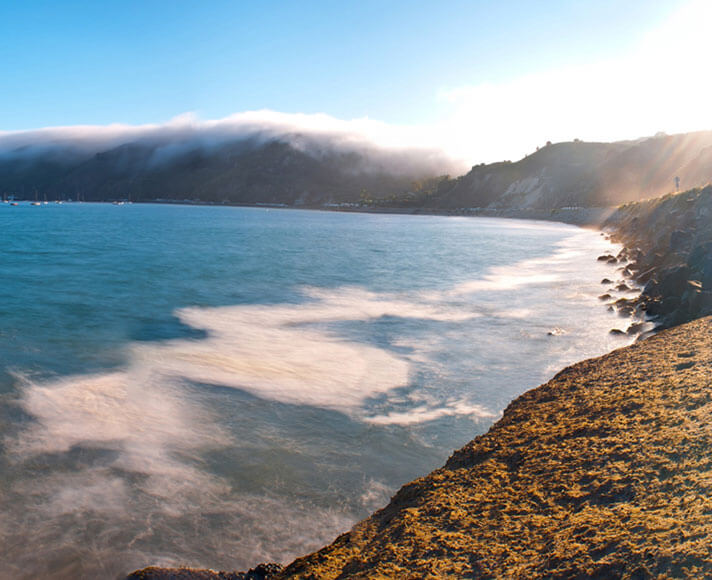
<box><xmin>0</xmin><ymin>203</ymin><xmax>636</xmax><ymax>578</ymax></box>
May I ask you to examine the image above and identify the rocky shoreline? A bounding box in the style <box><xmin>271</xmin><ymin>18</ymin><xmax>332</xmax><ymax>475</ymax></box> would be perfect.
<box><xmin>127</xmin><ymin>187</ymin><xmax>712</xmax><ymax>579</ymax></box>
<box><xmin>602</xmin><ymin>185</ymin><xmax>712</xmax><ymax>331</ymax></box>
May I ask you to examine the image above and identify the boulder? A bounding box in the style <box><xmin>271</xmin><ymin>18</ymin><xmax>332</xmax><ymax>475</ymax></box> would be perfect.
<box><xmin>627</xmin><ymin>322</ymin><xmax>646</xmax><ymax>335</ymax></box>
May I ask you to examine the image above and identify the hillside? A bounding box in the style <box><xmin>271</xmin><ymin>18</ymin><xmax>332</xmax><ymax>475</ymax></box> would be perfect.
<box><xmin>4</xmin><ymin>130</ymin><xmax>712</xmax><ymax>209</ymax></box>
<box><xmin>0</xmin><ymin>135</ymin><xmax>447</xmax><ymax>205</ymax></box>
<box><xmin>272</xmin><ymin>316</ymin><xmax>712</xmax><ymax>578</ymax></box>
<box><xmin>423</xmin><ymin>131</ymin><xmax>712</xmax><ymax>210</ymax></box>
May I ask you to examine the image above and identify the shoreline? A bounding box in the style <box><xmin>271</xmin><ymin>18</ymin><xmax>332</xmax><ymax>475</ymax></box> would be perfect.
<box><xmin>4</xmin><ymin>197</ymin><xmax>615</xmax><ymax>232</ymax></box>
<box><xmin>7</xmin><ymin>197</ymin><xmax>612</xmax><ymax>228</ymax></box>
<box><xmin>144</xmin><ymin>199</ymin><xmax>616</xmax><ymax>228</ymax></box>
<box><xmin>41</xmin><ymin>187</ymin><xmax>702</xmax><ymax>578</ymax></box>
<box><xmin>124</xmin><ymin>204</ymin><xmax>659</xmax><ymax>579</ymax></box>
<box><xmin>129</xmin><ymin>313</ymin><xmax>712</xmax><ymax>578</ymax></box>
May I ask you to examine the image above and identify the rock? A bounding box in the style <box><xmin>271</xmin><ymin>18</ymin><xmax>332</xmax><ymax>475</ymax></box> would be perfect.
<box><xmin>597</xmin><ymin>254</ymin><xmax>615</xmax><ymax>262</ymax></box>
<box><xmin>642</xmin><ymin>278</ymin><xmax>658</xmax><ymax>298</ymax></box>
<box><xmin>689</xmin><ymin>290</ymin><xmax>712</xmax><ymax>318</ymax></box>
<box><xmin>598</xmin><ymin>293</ymin><xmax>612</xmax><ymax>301</ymax></box>
<box><xmin>614</xmin><ymin>298</ymin><xmax>636</xmax><ymax>316</ymax></box>
<box><xmin>126</xmin><ymin>563</ymin><xmax>283</xmax><ymax>580</ymax></box>
<box><xmin>609</xmin><ymin>328</ymin><xmax>625</xmax><ymax>335</ymax></box>
<box><xmin>656</xmin><ymin>265</ymin><xmax>692</xmax><ymax>296</ymax></box>
<box><xmin>646</xmin><ymin>296</ymin><xmax>681</xmax><ymax>318</ymax></box>
<box><xmin>669</xmin><ymin>229</ymin><xmax>693</xmax><ymax>253</ymax></box>
<box><xmin>637</xmin><ymin>267</ymin><xmax>658</xmax><ymax>284</ymax></box>
<box><xmin>627</xmin><ymin>322</ymin><xmax>646</xmax><ymax>335</ymax></box>
<box><xmin>688</xmin><ymin>243</ymin><xmax>712</xmax><ymax>289</ymax></box>
<box><xmin>616</xmin><ymin>283</ymin><xmax>631</xmax><ymax>292</ymax></box>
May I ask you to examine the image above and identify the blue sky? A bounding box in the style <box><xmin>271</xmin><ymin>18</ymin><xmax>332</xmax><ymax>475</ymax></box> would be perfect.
<box><xmin>0</xmin><ymin>0</ymin><xmax>704</xmax><ymax>163</ymax></box>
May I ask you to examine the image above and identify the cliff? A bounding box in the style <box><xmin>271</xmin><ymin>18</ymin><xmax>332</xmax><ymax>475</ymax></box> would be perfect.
<box><xmin>603</xmin><ymin>185</ymin><xmax>712</xmax><ymax>330</ymax></box>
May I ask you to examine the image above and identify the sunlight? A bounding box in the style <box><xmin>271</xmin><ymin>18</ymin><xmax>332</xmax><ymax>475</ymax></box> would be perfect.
<box><xmin>435</xmin><ymin>0</ymin><xmax>712</xmax><ymax>164</ymax></box>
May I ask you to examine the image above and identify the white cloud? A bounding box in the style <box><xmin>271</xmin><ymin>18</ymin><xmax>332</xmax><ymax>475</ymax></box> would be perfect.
<box><xmin>2</xmin><ymin>2</ymin><xmax>710</xmax><ymax>171</ymax></box>
<box><xmin>0</xmin><ymin>109</ymin><xmax>467</xmax><ymax>175</ymax></box>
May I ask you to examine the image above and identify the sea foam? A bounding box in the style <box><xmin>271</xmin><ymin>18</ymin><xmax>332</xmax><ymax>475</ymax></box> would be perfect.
<box><xmin>1</xmin><ymin>216</ymin><xmax>638</xmax><ymax>578</ymax></box>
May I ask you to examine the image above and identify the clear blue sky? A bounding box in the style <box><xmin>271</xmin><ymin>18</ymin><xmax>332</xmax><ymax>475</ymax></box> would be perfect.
<box><xmin>0</xmin><ymin>0</ymin><xmax>683</xmax><ymax>132</ymax></box>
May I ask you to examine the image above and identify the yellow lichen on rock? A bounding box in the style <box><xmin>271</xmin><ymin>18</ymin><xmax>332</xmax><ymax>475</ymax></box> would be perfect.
<box><xmin>278</xmin><ymin>316</ymin><xmax>712</xmax><ymax>579</ymax></box>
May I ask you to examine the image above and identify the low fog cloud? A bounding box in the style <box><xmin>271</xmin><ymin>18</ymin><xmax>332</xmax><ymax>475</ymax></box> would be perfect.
<box><xmin>0</xmin><ymin>110</ymin><xmax>468</xmax><ymax>176</ymax></box>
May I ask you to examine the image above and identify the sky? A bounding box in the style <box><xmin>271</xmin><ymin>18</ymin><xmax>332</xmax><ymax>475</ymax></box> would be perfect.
<box><xmin>0</xmin><ymin>0</ymin><xmax>708</xmax><ymax>166</ymax></box>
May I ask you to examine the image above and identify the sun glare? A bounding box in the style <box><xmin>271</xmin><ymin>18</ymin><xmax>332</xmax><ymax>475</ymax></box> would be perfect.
<box><xmin>432</xmin><ymin>0</ymin><xmax>712</xmax><ymax>164</ymax></box>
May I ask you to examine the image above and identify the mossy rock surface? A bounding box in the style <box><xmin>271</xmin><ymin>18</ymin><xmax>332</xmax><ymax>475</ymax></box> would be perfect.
<box><xmin>129</xmin><ymin>317</ymin><xmax>712</xmax><ymax>579</ymax></box>
<box><xmin>276</xmin><ymin>316</ymin><xmax>712</xmax><ymax>579</ymax></box>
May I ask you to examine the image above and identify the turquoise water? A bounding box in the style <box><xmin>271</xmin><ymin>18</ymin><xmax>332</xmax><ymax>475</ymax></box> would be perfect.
<box><xmin>0</xmin><ymin>203</ymin><xmax>634</xmax><ymax>578</ymax></box>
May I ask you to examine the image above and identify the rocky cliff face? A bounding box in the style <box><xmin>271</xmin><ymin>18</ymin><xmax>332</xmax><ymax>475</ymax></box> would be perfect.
<box><xmin>604</xmin><ymin>185</ymin><xmax>712</xmax><ymax>330</ymax></box>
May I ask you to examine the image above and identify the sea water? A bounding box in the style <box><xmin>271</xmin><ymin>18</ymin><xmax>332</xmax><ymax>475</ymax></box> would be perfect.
<box><xmin>0</xmin><ymin>204</ymin><xmax>635</xmax><ymax>578</ymax></box>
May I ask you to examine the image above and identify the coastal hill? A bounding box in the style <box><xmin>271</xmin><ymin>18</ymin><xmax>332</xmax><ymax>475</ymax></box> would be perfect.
<box><xmin>4</xmin><ymin>129</ymin><xmax>712</xmax><ymax>209</ymax></box>
<box><xmin>0</xmin><ymin>132</ymin><xmax>452</xmax><ymax>205</ymax></box>
<box><xmin>422</xmin><ymin>131</ymin><xmax>712</xmax><ymax>210</ymax></box>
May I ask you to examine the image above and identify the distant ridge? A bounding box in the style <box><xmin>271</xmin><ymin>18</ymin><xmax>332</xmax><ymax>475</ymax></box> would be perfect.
<box><xmin>424</xmin><ymin>130</ymin><xmax>712</xmax><ymax>210</ymax></box>
<box><xmin>0</xmin><ymin>135</ymin><xmax>448</xmax><ymax>206</ymax></box>
<box><xmin>3</xmin><ymin>129</ymin><xmax>712</xmax><ymax>209</ymax></box>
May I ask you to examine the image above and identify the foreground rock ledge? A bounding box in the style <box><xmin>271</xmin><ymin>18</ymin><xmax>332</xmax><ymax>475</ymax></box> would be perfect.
<box><xmin>130</xmin><ymin>316</ymin><xmax>712</xmax><ymax>579</ymax></box>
